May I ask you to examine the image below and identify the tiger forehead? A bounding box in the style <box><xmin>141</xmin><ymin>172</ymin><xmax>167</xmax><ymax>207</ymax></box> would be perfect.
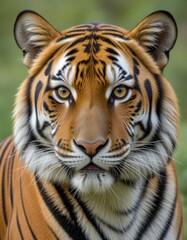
<box><xmin>52</xmin><ymin>47</ymin><xmax>130</xmax><ymax>89</ymax></box>
<box><xmin>59</xmin><ymin>22</ymin><xmax>129</xmax><ymax>42</ymax></box>
<box><xmin>59</xmin><ymin>23</ymin><xmax>128</xmax><ymax>55</ymax></box>
<box><xmin>52</xmin><ymin>24</ymin><xmax>131</xmax><ymax>88</ymax></box>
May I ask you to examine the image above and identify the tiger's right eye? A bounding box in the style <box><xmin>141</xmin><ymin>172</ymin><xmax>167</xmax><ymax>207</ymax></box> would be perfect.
<box><xmin>56</xmin><ymin>86</ymin><xmax>71</xmax><ymax>100</ymax></box>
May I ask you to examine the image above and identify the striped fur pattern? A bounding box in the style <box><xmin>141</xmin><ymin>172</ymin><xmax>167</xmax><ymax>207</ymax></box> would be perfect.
<box><xmin>0</xmin><ymin>10</ymin><xmax>184</xmax><ymax>239</ymax></box>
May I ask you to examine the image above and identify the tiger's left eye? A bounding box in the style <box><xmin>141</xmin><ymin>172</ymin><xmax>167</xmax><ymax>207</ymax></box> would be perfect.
<box><xmin>56</xmin><ymin>86</ymin><xmax>71</xmax><ymax>100</ymax></box>
<box><xmin>113</xmin><ymin>85</ymin><xmax>127</xmax><ymax>99</ymax></box>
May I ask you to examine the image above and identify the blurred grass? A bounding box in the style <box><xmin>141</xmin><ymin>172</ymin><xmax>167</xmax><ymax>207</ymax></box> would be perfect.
<box><xmin>0</xmin><ymin>0</ymin><xmax>186</xmax><ymax>237</ymax></box>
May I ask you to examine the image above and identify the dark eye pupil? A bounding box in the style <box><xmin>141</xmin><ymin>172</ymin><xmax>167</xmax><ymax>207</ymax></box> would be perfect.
<box><xmin>117</xmin><ymin>87</ymin><xmax>122</xmax><ymax>93</ymax></box>
<box><xmin>62</xmin><ymin>89</ymin><xmax>67</xmax><ymax>93</ymax></box>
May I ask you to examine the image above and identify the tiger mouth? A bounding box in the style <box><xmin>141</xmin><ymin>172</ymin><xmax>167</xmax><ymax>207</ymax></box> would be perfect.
<box><xmin>81</xmin><ymin>163</ymin><xmax>105</xmax><ymax>173</ymax></box>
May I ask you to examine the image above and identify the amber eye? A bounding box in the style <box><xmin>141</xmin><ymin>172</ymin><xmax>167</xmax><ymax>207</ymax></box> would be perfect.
<box><xmin>113</xmin><ymin>85</ymin><xmax>127</xmax><ymax>99</ymax></box>
<box><xmin>56</xmin><ymin>86</ymin><xmax>71</xmax><ymax>100</ymax></box>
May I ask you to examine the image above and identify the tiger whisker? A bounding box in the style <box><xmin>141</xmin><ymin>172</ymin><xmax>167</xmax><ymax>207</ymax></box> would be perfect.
<box><xmin>29</xmin><ymin>163</ymin><xmax>62</xmax><ymax>187</ymax></box>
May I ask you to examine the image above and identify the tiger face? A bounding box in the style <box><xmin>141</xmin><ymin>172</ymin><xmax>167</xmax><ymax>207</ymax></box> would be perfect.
<box><xmin>13</xmin><ymin>10</ymin><xmax>178</xmax><ymax>193</ymax></box>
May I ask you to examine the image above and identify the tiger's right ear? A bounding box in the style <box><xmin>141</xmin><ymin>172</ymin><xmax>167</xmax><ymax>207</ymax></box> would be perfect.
<box><xmin>14</xmin><ymin>10</ymin><xmax>60</xmax><ymax>68</ymax></box>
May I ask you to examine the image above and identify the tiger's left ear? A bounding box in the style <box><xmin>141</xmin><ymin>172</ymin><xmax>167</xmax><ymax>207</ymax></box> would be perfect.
<box><xmin>14</xmin><ymin>10</ymin><xmax>60</xmax><ymax>68</ymax></box>
<box><xmin>128</xmin><ymin>11</ymin><xmax>177</xmax><ymax>70</ymax></box>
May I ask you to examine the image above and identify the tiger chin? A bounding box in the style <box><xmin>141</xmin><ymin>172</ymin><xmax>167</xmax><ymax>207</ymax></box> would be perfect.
<box><xmin>0</xmin><ymin>10</ymin><xmax>184</xmax><ymax>240</ymax></box>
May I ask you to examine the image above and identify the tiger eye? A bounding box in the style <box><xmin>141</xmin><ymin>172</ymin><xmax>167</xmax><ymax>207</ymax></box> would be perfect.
<box><xmin>113</xmin><ymin>86</ymin><xmax>127</xmax><ymax>99</ymax></box>
<box><xmin>57</xmin><ymin>87</ymin><xmax>71</xmax><ymax>100</ymax></box>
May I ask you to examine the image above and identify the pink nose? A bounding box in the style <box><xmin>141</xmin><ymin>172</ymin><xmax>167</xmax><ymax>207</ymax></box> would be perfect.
<box><xmin>76</xmin><ymin>140</ymin><xmax>106</xmax><ymax>157</ymax></box>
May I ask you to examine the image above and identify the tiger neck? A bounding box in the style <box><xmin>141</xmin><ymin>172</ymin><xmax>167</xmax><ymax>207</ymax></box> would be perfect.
<box><xmin>78</xmin><ymin>180</ymin><xmax>146</xmax><ymax>218</ymax></box>
<box><xmin>38</xmin><ymin>179</ymin><xmax>146</xmax><ymax>226</ymax></box>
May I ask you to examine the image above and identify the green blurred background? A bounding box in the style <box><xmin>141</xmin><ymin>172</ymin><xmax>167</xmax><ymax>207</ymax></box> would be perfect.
<box><xmin>0</xmin><ymin>0</ymin><xmax>186</xmax><ymax>236</ymax></box>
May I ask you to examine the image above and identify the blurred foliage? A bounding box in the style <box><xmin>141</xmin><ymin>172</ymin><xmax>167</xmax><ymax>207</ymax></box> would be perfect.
<box><xmin>0</xmin><ymin>0</ymin><xmax>187</xmax><ymax>237</ymax></box>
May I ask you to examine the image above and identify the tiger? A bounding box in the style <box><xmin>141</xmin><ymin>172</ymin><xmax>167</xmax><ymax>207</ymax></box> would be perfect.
<box><xmin>0</xmin><ymin>9</ymin><xmax>184</xmax><ymax>240</ymax></box>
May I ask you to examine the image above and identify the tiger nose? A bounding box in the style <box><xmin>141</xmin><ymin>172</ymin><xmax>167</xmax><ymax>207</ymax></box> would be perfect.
<box><xmin>75</xmin><ymin>139</ymin><xmax>107</xmax><ymax>157</ymax></box>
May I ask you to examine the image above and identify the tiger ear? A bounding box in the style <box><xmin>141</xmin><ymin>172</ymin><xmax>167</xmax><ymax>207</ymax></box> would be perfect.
<box><xmin>128</xmin><ymin>11</ymin><xmax>177</xmax><ymax>70</ymax></box>
<box><xmin>14</xmin><ymin>10</ymin><xmax>60</xmax><ymax>68</ymax></box>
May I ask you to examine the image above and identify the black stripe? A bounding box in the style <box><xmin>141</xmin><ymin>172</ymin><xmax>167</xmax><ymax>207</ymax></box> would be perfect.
<box><xmin>102</xmin><ymin>149</ymin><xmax>129</xmax><ymax>159</ymax></box>
<box><xmin>157</xmin><ymin>131</ymin><xmax>176</xmax><ymax>157</ymax></box>
<box><xmin>35</xmin><ymin>81</ymin><xmax>46</xmax><ymax>140</ymax></box>
<box><xmin>154</xmin><ymin>74</ymin><xmax>163</xmax><ymax>119</ymax></box>
<box><xmin>72</xmin><ymin>190</ymin><xmax>109</xmax><ymax>240</ymax></box>
<box><xmin>45</xmin><ymin>61</ymin><xmax>53</xmax><ymax>76</ymax></box>
<box><xmin>43</xmin><ymin>102</ymin><xmax>53</xmax><ymax>113</ymax></box>
<box><xmin>27</xmin><ymin>77</ymin><xmax>35</xmax><ymax>118</ymax></box>
<box><xmin>8</xmin><ymin>147</ymin><xmax>15</xmax><ymax>208</ymax></box>
<box><xmin>22</xmin><ymin>77</ymin><xmax>37</xmax><ymax>152</ymax></box>
<box><xmin>54</xmin><ymin>184</ymin><xmax>82</xmax><ymax>226</ymax></box>
<box><xmin>66</xmin><ymin>48</ymin><xmax>78</xmax><ymax>56</ymax></box>
<box><xmin>36</xmin><ymin>181</ymin><xmax>87</xmax><ymax>240</ymax></box>
<box><xmin>35</xmin><ymin>81</ymin><xmax>43</xmax><ymax>105</ymax></box>
<box><xmin>16</xmin><ymin>214</ymin><xmax>24</xmax><ymax>240</ymax></box>
<box><xmin>132</xmin><ymin>58</ymin><xmax>141</xmax><ymax>94</ymax></box>
<box><xmin>120</xmin><ymin>178</ymin><xmax>137</xmax><ymax>188</ymax></box>
<box><xmin>106</xmin><ymin>47</ymin><xmax>119</xmax><ymax>56</ymax></box>
<box><xmin>104</xmin><ymin>33</ymin><xmax>127</xmax><ymax>38</ymax></box>
<box><xmin>57</xmin><ymin>152</ymin><xmax>80</xmax><ymax>159</ymax></box>
<box><xmin>134</xmin><ymin>171</ymin><xmax>167</xmax><ymax>240</ymax></box>
<box><xmin>34</xmin><ymin>81</ymin><xmax>49</xmax><ymax>142</ymax></box>
<box><xmin>125</xmin><ymin>74</ymin><xmax>133</xmax><ymax>81</ymax></box>
<box><xmin>133</xmin><ymin>58</ymin><xmax>140</xmax><ymax>75</ymax></box>
<box><xmin>125</xmin><ymin>124</ymin><xmax>134</xmax><ymax>138</ymax></box>
<box><xmin>2</xmin><ymin>160</ymin><xmax>8</xmax><ymax>225</ymax></box>
<box><xmin>97</xmin><ymin>212</ymin><xmax>136</xmax><ymax>234</ymax></box>
<box><xmin>0</xmin><ymin>138</ymin><xmax>12</xmax><ymax>166</ymax></box>
<box><xmin>1</xmin><ymin>139</ymin><xmax>13</xmax><ymax>225</ymax></box>
<box><xmin>51</xmin><ymin>76</ymin><xmax>62</xmax><ymax>81</ymax></box>
<box><xmin>139</xmin><ymin>79</ymin><xmax>152</xmax><ymax>140</ymax></box>
<box><xmin>118</xmin><ymin>179</ymin><xmax>149</xmax><ymax>215</ymax></box>
<box><xmin>75</xmin><ymin>60</ymin><xmax>90</xmax><ymax>80</ymax></box>
<box><xmin>20</xmin><ymin>178</ymin><xmax>38</xmax><ymax>240</ymax></box>
<box><xmin>99</xmin><ymin>35</ymin><xmax>116</xmax><ymax>47</ymax></box>
<box><xmin>65</xmin><ymin>56</ymin><xmax>75</xmax><ymax>63</ymax></box>
<box><xmin>176</xmin><ymin>215</ymin><xmax>183</xmax><ymax>240</ymax></box>
<box><xmin>100</xmin><ymin>60</ymin><xmax>106</xmax><ymax>80</ymax></box>
<box><xmin>135</xmin><ymin>100</ymin><xmax>142</xmax><ymax>113</ymax></box>
<box><xmin>108</xmin><ymin>55</ymin><xmax>118</xmax><ymax>62</ymax></box>
<box><xmin>158</xmin><ymin>189</ymin><xmax>177</xmax><ymax>239</ymax></box>
<box><xmin>66</xmin><ymin>35</ymin><xmax>91</xmax><ymax>49</ymax></box>
<box><xmin>111</xmin><ymin>62</ymin><xmax>127</xmax><ymax>82</ymax></box>
<box><xmin>66</xmin><ymin>29</ymin><xmax>91</xmax><ymax>33</ymax></box>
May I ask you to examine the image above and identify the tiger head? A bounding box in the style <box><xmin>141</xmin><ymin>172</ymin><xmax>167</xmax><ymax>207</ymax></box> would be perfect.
<box><xmin>13</xmin><ymin>10</ymin><xmax>179</xmax><ymax>193</ymax></box>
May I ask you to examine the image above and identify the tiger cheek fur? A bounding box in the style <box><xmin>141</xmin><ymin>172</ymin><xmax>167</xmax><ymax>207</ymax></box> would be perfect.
<box><xmin>0</xmin><ymin>10</ymin><xmax>183</xmax><ymax>240</ymax></box>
